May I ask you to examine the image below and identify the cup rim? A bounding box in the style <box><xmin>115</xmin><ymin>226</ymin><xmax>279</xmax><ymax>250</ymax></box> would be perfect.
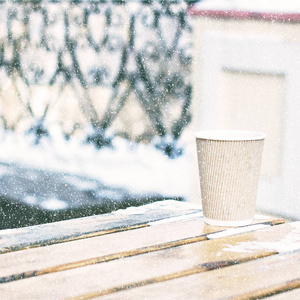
<box><xmin>195</xmin><ymin>130</ymin><xmax>265</xmax><ymax>141</ymax></box>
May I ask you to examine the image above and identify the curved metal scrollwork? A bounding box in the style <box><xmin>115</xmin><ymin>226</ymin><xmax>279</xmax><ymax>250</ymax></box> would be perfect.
<box><xmin>0</xmin><ymin>0</ymin><xmax>196</xmax><ymax>158</ymax></box>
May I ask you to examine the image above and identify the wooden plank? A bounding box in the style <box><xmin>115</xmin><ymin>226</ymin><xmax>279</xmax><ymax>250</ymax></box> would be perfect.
<box><xmin>0</xmin><ymin>215</ymin><xmax>206</xmax><ymax>283</ymax></box>
<box><xmin>231</xmin><ymin>279</ymin><xmax>300</xmax><ymax>300</ymax></box>
<box><xmin>0</xmin><ymin>211</ymin><xmax>283</xmax><ymax>284</ymax></box>
<box><xmin>96</xmin><ymin>251</ymin><xmax>300</xmax><ymax>300</ymax></box>
<box><xmin>0</xmin><ymin>202</ymin><xmax>284</xmax><ymax>256</ymax></box>
<box><xmin>0</xmin><ymin>200</ymin><xmax>202</xmax><ymax>253</ymax></box>
<box><xmin>266</xmin><ymin>288</ymin><xmax>300</xmax><ymax>300</ymax></box>
<box><xmin>0</xmin><ymin>222</ymin><xmax>295</xmax><ymax>299</ymax></box>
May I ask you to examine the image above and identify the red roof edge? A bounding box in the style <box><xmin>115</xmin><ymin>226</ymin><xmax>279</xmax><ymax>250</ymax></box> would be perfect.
<box><xmin>188</xmin><ymin>8</ymin><xmax>300</xmax><ymax>23</ymax></box>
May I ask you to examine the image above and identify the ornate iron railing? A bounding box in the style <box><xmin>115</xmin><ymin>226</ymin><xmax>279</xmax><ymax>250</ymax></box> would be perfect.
<box><xmin>0</xmin><ymin>0</ymin><xmax>197</xmax><ymax>158</ymax></box>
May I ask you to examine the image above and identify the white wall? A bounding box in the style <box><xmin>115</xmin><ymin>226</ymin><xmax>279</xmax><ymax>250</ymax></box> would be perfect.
<box><xmin>190</xmin><ymin>20</ymin><xmax>300</xmax><ymax>219</ymax></box>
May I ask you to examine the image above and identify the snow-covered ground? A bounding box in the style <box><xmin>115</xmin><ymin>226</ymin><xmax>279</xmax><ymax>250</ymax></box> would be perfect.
<box><xmin>0</xmin><ymin>129</ymin><xmax>190</xmax><ymax>200</ymax></box>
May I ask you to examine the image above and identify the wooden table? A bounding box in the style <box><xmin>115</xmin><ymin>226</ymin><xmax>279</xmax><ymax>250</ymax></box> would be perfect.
<box><xmin>0</xmin><ymin>200</ymin><xmax>299</xmax><ymax>299</ymax></box>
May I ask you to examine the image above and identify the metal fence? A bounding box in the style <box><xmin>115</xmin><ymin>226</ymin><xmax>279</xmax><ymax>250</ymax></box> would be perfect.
<box><xmin>0</xmin><ymin>0</ymin><xmax>196</xmax><ymax>158</ymax></box>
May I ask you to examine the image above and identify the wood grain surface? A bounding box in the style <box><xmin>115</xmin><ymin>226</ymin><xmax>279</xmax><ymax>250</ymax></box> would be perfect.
<box><xmin>0</xmin><ymin>222</ymin><xmax>296</xmax><ymax>299</ymax></box>
<box><xmin>97</xmin><ymin>251</ymin><xmax>300</xmax><ymax>300</ymax></box>
<box><xmin>0</xmin><ymin>200</ymin><xmax>292</xmax><ymax>300</ymax></box>
<box><xmin>266</xmin><ymin>288</ymin><xmax>300</xmax><ymax>300</ymax></box>
<box><xmin>0</xmin><ymin>200</ymin><xmax>202</xmax><ymax>253</ymax></box>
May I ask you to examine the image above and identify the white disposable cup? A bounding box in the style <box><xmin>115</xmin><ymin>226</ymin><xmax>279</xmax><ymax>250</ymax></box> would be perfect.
<box><xmin>195</xmin><ymin>130</ymin><xmax>265</xmax><ymax>226</ymax></box>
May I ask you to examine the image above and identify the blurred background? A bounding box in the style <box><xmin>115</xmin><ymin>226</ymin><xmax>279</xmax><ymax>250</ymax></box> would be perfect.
<box><xmin>0</xmin><ymin>0</ymin><xmax>300</xmax><ymax>228</ymax></box>
<box><xmin>189</xmin><ymin>0</ymin><xmax>300</xmax><ymax>221</ymax></box>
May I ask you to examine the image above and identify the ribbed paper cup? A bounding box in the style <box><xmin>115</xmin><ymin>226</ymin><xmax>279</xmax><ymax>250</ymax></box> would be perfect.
<box><xmin>195</xmin><ymin>130</ymin><xmax>265</xmax><ymax>226</ymax></box>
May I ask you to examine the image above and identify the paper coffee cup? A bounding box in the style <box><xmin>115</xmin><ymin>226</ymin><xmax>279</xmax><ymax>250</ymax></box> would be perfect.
<box><xmin>195</xmin><ymin>130</ymin><xmax>265</xmax><ymax>226</ymax></box>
